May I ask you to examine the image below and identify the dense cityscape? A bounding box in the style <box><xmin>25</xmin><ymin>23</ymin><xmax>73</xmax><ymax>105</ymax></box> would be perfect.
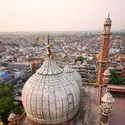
<box><xmin>0</xmin><ymin>29</ymin><xmax>125</xmax><ymax>125</ymax></box>
<box><xmin>0</xmin><ymin>31</ymin><xmax>125</xmax><ymax>84</ymax></box>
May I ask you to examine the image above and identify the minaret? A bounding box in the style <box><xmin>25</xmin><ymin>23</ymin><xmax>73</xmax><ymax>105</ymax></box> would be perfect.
<box><xmin>97</xmin><ymin>13</ymin><xmax>112</xmax><ymax>85</ymax></box>
<box><xmin>97</xmin><ymin>14</ymin><xmax>112</xmax><ymax>105</ymax></box>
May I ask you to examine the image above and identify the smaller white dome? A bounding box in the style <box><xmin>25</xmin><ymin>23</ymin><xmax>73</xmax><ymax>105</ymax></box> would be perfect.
<box><xmin>64</xmin><ymin>65</ymin><xmax>82</xmax><ymax>88</ymax></box>
<box><xmin>8</xmin><ymin>112</ymin><xmax>17</xmax><ymax>121</ymax></box>
<box><xmin>101</xmin><ymin>92</ymin><xmax>114</xmax><ymax>103</ymax></box>
<box><xmin>103</xmin><ymin>69</ymin><xmax>111</xmax><ymax>76</ymax></box>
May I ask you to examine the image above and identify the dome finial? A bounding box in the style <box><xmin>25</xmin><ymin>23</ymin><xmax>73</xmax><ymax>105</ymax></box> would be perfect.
<box><xmin>104</xmin><ymin>13</ymin><xmax>112</xmax><ymax>25</ymax></box>
<box><xmin>47</xmin><ymin>33</ymin><xmax>51</xmax><ymax>57</ymax></box>
<box><xmin>108</xmin><ymin>12</ymin><xmax>110</xmax><ymax>18</ymax></box>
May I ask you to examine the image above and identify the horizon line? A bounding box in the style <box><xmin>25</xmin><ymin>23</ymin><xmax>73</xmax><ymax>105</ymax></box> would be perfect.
<box><xmin>0</xmin><ymin>29</ymin><xmax>125</xmax><ymax>33</ymax></box>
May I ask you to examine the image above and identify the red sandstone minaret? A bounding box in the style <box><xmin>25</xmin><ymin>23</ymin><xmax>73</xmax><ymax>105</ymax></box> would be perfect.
<box><xmin>97</xmin><ymin>14</ymin><xmax>112</xmax><ymax>105</ymax></box>
<box><xmin>97</xmin><ymin>14</ymin><xmax>112</xmax><ymax>85</ymax></box>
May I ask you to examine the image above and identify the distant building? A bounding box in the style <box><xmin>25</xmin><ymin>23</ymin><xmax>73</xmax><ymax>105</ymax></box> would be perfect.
<box><xmin>8</xmin><ymin>62</ymin><xmax>32</xmax><ymax>74</ymax></box>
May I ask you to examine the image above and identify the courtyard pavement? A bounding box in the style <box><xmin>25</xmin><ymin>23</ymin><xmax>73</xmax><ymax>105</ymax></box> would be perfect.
<box><xmin>109</xmin><ymin>96</ymin><xmax>125</xmax><ymax>125</ymax></box>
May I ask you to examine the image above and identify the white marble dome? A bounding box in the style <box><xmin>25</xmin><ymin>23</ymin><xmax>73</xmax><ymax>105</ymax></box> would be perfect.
<box><xmin>64</xmin><ymin>65</ymin><xmax>82</xmax><ymax>88</ymax></box>
<box><xmin>22</xmin><ymin>57</ymin><xmax>80</xmax><ymax>124</ymax></box>
<box><xmin>8</xmin><ymin>112</ymin><xmax>17</xmax><ymax>121</ymax></box>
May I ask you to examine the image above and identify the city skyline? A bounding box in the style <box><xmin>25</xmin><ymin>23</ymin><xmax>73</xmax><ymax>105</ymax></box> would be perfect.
<box><xmin>0</xmin><ymin>0</ymin><xmax>125</xmax><ymax>32</ymax></box>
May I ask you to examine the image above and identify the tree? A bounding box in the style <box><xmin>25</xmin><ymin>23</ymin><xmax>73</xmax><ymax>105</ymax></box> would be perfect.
<box><xmin>76</xmin><ymin>56</ymin><xmax>84</xmax><ymax>61</ymax></box>
<box><xmin>75</xmin><ymin>56</ymin><xmax>84</xmax><ymax>64</ymax></box>
<box><xmin>0</xmin><ymin>83</ymin><xmax>13</xmax><ymax>122</ymax></box>
<box><xmin>0</xmin><ymin>83</ymin><xmax>23</xmax><ymax>123</ymax></box>
<box><xmin>109</xmin><ymin>70</ymin><xmax>125</xmax><ymax>85</ymax></box>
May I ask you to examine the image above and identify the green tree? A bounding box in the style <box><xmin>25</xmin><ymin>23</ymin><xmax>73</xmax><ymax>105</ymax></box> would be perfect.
<box><xmin>0</xmin><ymin>83</ymin><xmax>23</xmax><ymax>123</ymax></box>
<box><xmin>109</xmin><ymin>70</ymin><xmax>125</xmax><ymax>85</ymax></box>
<box><xmin>76</xmin><ymin>56</ymin><xmax>84</xmax><ymax>61</ymax></box>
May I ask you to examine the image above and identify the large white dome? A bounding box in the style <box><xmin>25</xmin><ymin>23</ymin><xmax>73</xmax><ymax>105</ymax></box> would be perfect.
<box><xmin>22</xmin><ymin>57</ymin><xmax>80</xmax><ymax>124</ymax></box>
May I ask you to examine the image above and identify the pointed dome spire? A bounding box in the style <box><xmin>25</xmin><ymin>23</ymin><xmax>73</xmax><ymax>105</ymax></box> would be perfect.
<box><xmin>47</xmin><ymin>33</ymin><xmax>52</xmax><ymax>57</ymax></box>
<box><xmin>104</xmin><ymin>12</ymin><xmax>112</xmax><ymax>25</ymax></box>
<box><xmin>36</xmin><ymin>33</ymin><xmax>62</xmax><ymax>75</ymax></box>
<box><xmin>108</xmin><ymin>12</ymin><xmax>110</xmax><ymax>18</ymax></box>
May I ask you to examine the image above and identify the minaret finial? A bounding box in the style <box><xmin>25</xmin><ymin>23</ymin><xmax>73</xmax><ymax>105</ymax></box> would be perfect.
<box><xmin>47</xmin><ymin>33</ymin><xmax>51</xmax><ymax>57</ymax></box>
<box><xmin>108</xmin><ymin>12</ymin><xmax>110</xmax><ymax>18</ymax></box>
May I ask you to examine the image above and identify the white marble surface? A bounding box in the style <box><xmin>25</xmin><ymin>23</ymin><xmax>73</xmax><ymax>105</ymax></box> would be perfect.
<box><xmin>22</xmin><ymin>57</ymin><xmax>80</xmax><ymax>124</ymax></box>
<box><xmin>64</xmin><ymin>65</ymin><xmax>82</xmax><ymax>88</ymax></box>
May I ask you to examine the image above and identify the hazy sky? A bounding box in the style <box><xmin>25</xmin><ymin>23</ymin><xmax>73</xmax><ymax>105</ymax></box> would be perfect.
<box><xmin>0</xmin><ymin>0</ymin><xmax>125</xmax><ymax>31</ymax></box>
